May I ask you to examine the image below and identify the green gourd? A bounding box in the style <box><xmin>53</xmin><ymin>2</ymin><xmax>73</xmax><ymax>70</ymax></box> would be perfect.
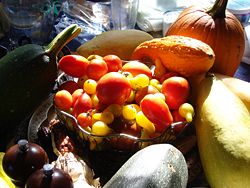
<box><xmin>0</xmin><ymin>24</ymin><xmax>81</xmax><ymax>151</ymax></box>
<box><xmin>104</xmin><ymin>144</ymin><xmax>188</xmax><ymax>188</ymax></box>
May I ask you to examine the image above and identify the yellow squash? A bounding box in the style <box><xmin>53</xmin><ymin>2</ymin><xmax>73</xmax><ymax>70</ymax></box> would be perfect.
<box><xmin>215</xmin><ymin>73</ymin><xmax>250</xmax><ymax>112</ymax></box>
<box><xmin>195</xmin><ymin>74</ymin><xmax>250</xmax><ymax>188</ymax></box>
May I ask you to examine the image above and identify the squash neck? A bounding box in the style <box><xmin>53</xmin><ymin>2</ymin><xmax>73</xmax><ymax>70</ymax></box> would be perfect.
<box><xmin>45</xmin><ymin>24</ymin><xmax>81</xmax><ymax>58</ymax></box>
<box><xmin>206</xmin><ymin>0</ymin><xmax>228</xmax><ymax>19</ymax></box>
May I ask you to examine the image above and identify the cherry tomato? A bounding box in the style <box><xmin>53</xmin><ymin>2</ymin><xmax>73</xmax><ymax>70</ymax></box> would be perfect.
<box><xmin>122</xmin><ymin>61</ymin><xmax>152</xmax><ymax>79</ymax></box>
<box><xmin>140</xmin><ymin>94</ymin><xmax>173</xmax><ymax>131</ymax></box>
<box><xmin>71</xmin><ymin>89</ymin><xmax>84</xmax><ymax>106</ymax></box>
<box><xmin>58</xmin><ymin>80</ymin><xmax>80</xmax><ymax>94</ymax></box>
<box><xmin>54</xmin><ymin>90</ymin><xmax>73</xmax><ymax>111</ymax></box>
<box><xmin>171</xmin><ymin>110</ymin><xmax>186</xmax><ymax>135</ymax></box>
<box><xmin>96</xmin><ymin>72</ymin><xmax>132</xmax><ymax>105</ymax></box>
<box><xmin>58</xmin><ymin>55</ymin><xmax>89</xmax><ymax>78</ymax></box>
<box><xmin>134</xmin><ymin>85</ymin><xmax>159</xmax><ymax>104</ymax></box>
<box><xmin>86</xmin><ymin>58</ymin><xmax>108</xmax><ymax>80</ymax></box>
<box><xmin>161</xmin><ymin>76</ymin><xmax>190</xmax><ymax>110</ymax></box>
<box><xmin>103</xmin><ymin>54</ymin><xmax>123</xmax><ymax>72</ymax></box>
<box><xmin>72</xmin><ymin>92</ymin><xmax>92</xmax><ymax>117</ymax></box>
<box><xmin>77</xmin><ymin>112</ymin><xmax>92</xmax><ymax>128</ymax></box>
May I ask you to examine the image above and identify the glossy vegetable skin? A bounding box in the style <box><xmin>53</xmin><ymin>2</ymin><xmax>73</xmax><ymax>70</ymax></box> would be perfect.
<box><xmin>0</xmin><ymin>24</ymin><xmax>81</xmax><ymax>151</ymax></box>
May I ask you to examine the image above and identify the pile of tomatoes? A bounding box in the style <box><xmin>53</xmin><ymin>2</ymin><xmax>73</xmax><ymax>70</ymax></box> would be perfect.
<box><xmin>54</xmin><ymin>54</ymin><xmax>194</xmax><ymax>150</ymax></box>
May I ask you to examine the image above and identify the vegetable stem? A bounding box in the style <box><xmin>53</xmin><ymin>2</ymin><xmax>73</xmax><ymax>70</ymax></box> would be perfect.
<box><xmin>45</xmin><ymin>24</ymin><xmax>82</xmax><ymax>58</ymax></box>
<box><xmin>206</xmin><ymin>0</ymin><xmax>228</xmax><ymax>19</ymax></box>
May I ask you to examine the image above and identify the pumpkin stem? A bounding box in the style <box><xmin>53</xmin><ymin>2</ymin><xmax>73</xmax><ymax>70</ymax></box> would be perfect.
<box><xmin>206</xmin><ymin>0</ymin><xmax>228</xmax><ymax>19</ymax></box>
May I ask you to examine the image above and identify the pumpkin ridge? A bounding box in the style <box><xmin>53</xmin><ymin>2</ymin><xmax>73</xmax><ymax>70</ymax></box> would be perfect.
<box><xmin>166</xmin><ymin>0</ymin><xmax>245</xmax><ymax>76</ymax></box>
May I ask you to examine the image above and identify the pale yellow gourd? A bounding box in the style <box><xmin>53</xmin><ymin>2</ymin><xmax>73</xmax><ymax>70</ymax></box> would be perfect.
<box><xmin>195</xmin><ymin>74</ymin><xmax>250</xmax><ymax>188</ymax></box>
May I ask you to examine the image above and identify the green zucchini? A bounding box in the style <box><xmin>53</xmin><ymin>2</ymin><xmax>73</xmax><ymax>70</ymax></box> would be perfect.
<box><xmin>0</xmin><ymin>24</ymin><xmax>81</xmax><ymax>151</ymax></box>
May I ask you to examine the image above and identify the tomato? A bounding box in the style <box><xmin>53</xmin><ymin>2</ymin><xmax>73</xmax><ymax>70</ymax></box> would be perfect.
<box><xmin>171</xmin><ymin>110</ymin><xmax>186</xmax><ymax>135</ymax></box>
<box><xmin>87</xmin><ymin>54</ymin><xmax>103</xmax><ymax>61</ymax></box>
<box><xmin>172</xmin><ymin>110</ymin><xmax>185</xmax><ymax>122</ymax></box>
<box><xmin>103</xmin><ymin>54</ymin><xmax>123</xmax><ymax>72</ymax></box>
<box><xmin>72</xmin><ymin>92</ymin><xmax>92</xmax><ymax>117</ymax></box>
<box><xmin>86</xmin><ymin>58</ymin><xmax>108</xmax><ymax>80</ymax></box>
<box><xmin>161</xmin><ymin>76</ymin><xmax>190</xmax><ymax>110</ymax></box>
<box><xmin>122</xmin><ymin>61</ymin><xmax>152</xmax><ymax>78</ymax></box>
<box><xmin>58</xmin><ymin>80</ymin><xmax>80</xmax><ymax>94</ymax></box>
<box><xmin>77</xmin><ymin>112</ymin><xmax>92</xmax><ymax>128</ymax></box>
<box><xmin>96</xmin><ymin>72</ymin><xmax>132</xmax><ymax>105</ymax></box>
<box><xmin>58</xmin><ymin>55</ymin><xmax>89</xmax><ymax>77</ymax></box>
<box><xmin>77</xmin><ymin>75</ymin><xmax>88</xmax><ymax>88</ymax></box>
<box><xmin>54</xmin><ymin>90</ymin><xmax>73</xmax><ymax>111</ymax></box>
<box><xmin>140</xmin><ymin>94</ymin><xmax>173</xmax><ymax>132</ymax></box>
<box><xmin>134</xmin><ymin>85</ymin><xmax>159</xmax><ymax>105</ymax></box>
<box><xmin>110</xmin><ymin>121</ymin><xmax>141</xmax><ymax>151</ymax></box>
<box><xmin>71</xmin><ymin>89</ymin><xmax>84</xmax><ymax>106</ymax></box>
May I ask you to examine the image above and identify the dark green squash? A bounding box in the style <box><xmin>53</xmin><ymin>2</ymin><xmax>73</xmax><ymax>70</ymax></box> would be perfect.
<box><xmin>104</xmin><ymin>144</ymin><xmax>188</xmax><ymax>188</ymax></box>
<box><xmin>0</xmin><ymin>24</ymin><xmax>81</xmax><ymax>151</ymax></box>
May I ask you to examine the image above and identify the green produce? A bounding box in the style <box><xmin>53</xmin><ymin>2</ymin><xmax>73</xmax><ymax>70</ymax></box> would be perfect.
<box><xmin>103</xmin><ymin>144</ymin><xmax>188</xmax><ymax>188</ymax></box>
<box><xmin>195</xmin><ymin>73</ymin><xmax>250</xmax><ymax>188</ymax></box>
<box><xmin>0</xmin><ymin>24</ymin><xmax>81</xmax><ymax>151</ymax></box>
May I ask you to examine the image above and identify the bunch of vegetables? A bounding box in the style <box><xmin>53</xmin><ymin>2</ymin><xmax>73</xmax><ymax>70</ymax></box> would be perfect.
<box><xmin>54</xmin><ymin>54</ymin><xmax>195</xmax><ymax>150</ymax></box>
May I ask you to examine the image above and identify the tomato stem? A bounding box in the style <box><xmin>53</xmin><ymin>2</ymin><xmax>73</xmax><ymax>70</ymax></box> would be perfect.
<box><xmin>206</xmin><ymin>0</ymin><xmax>228</xmax><ymax>19</ymax></box>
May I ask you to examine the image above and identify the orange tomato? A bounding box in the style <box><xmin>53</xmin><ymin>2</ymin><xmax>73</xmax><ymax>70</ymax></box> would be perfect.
<box><xmin>86</xmin><ymin>58</ymin><xmax>108</xmax><ymax>80</ymax></box>
<box><xmin>122</xmin><ymin>61</ymin><xmax>152</xmax><ymax>79</ymax></box>
<box><xmin>96</xmin><ymin>72</ymin><xmax>132</xmax><ymax>105</ymax></box>
<box><xmin>77</xmin><ymin>112</ymin><xmax>92</xmax><ymax>128</ymax></box>
<box><xmin>103</xmin><ymin>54</ymin><xmax>123</xmax><ymax>72</ymax></box>
<box><xmin>54</xmin><ymin>90</ymin><xmax>73</xmax><ymax>111</ymax></box>
<box><xmin>161</xmin><ymin>76</ymin><xmax>190</xmax><ymax>110</ymax></box>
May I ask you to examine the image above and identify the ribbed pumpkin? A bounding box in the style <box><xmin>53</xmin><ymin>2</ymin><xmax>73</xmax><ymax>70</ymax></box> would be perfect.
<box><xmin>166</xmin><ymin>0</ymin><xmax>245</xmax><ymax>77</ymax></box>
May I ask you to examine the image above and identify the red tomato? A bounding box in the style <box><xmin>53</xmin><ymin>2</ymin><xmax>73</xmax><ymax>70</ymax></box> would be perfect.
<box><xmin>58</xmin><ymin>55</ymin><xmax>89</xmax><ymax>78</ymax></box>
<box><xmin>122</xmin><ymin>61</ymin><xmax>152</xmax><ymax>78</ymax></box>
<box><xmin>161</xmin><ymin>76</ymin><xmax>190</xmax><ymax>110</ymax></box>
<box><xmin>172</xmin><ymin>110</ymin><xmax>186</xmax><ymax>122</ymax></box>
<box><xmin>58</xmin><ymin>80</ymin><xmax>80</xmax><ymax>94</ymax></box>
<box><xmin>103</xmin><ymin>54</ymin><xmax>123</xmax><ymax>72</ymax></box>
<box><xmin>134</xmin><ymin>85</ymin><xmax>159</xmax><ymax>105</ymax></box>
<box><xmin>54</xmin><ymin>90</ymin><xmax>73</xmax><ymax>111</ymax></box>
<box><xmin>171</xmin><ymin>110</ymin><xmax>186</xmax><ymax>134</ymax></box>
<box><xmin>72</xmin><ymin>92</ymin><xmax>92</xmax><ymax>117</ymax></box>
<box><xmin>86</xmin><ymin>58</ymin><xmax>108</xmax><ymax>81</ymax></box>
<box><xmin>140</xmin><ymin>94</ymin><xmax>173</xmax><ymax>131</ymax></box>
<box><xmin>96</xmin><ymin>72</ymin><xmax>132</xmax><ymax>105</ymax></box>
<box><xmin>71</xmin><ymin>89</ymin><xmax>84</xmax><ymax>106</ymax></box>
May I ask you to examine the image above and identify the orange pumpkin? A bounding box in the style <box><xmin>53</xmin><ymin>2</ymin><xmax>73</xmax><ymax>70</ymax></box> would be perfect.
<box><xmin>166</xmin><ymin>0</ymin><xmax>245</xmax><ymax>77</ymax></box>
